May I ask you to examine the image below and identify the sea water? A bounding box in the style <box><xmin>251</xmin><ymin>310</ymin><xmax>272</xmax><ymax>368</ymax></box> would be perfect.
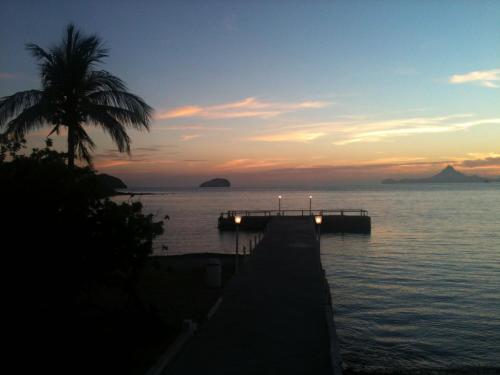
<box><xmin>115</xmin><ymin>183</ymin><xmax>500</xmax><ymax>371</ymax></box>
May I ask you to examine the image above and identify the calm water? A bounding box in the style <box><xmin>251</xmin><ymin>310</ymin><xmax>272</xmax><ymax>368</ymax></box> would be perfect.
<box><xmin>116</xmin><ymin>184</ymin><xmax>500</xmax><ymax>371</ymax></box>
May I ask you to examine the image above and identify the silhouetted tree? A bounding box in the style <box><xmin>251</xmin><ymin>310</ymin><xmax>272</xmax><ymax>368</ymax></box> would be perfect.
<box><xmin>0</xmin><ymin>24</ymin><xmax>152</xmax><ymax>168</ymax></box>
<box><xmin>0</xmin><ymin>138</ymin><xmax>163</xmax><ymax>309</ymax></box>
<box><xmin>1</xmin><ymin>138</ymin><xmax>165</xmax><ymax>373</ymax></box>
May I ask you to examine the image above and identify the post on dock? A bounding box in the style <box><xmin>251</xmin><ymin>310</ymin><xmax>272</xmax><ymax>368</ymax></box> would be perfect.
<box><xmin>315</xmin><ymin>214</ymin><xmax>322</xmax><ymax>243</ymax></box>
<box><xmin>234</xmin><ymin>215</ymin><xmax>242</xmax><ymax>272</ymax></box>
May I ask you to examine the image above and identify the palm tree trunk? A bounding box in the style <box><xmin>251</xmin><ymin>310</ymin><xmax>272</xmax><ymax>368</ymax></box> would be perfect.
<box><xmin>67</xmin><ymin>126</ymin><xmax>75</xmax><ymax>168</ymax></box>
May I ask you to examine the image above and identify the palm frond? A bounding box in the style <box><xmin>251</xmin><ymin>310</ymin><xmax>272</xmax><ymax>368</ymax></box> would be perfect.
<box><xmin>85</xmin><ymin>71</ymin><xmax>127</xmax><ymax>93</ymax></box>
<box><xmin>85</xmin><ymin>109</ymin><xmax>131</xmax><ymax>154</ymax></box>
<box><xmin>73</xmin><ymin>125</ymin><xmax>96</xmax><ymax>166</ymax></box>
<box><xmin>0</xmin><ymin>90</ymin><xmax>43</xmax><ymax>127</ymax></box>
<box><xmin>86</xmin><ymin>95</ymin><xmax>152</xmax><ymax>129</ymax></box>
<box><xmin>5</xmin><ymin>103</ymin><xmax>49</xmax><ymax>139</ymax></box>
<box><xmin>60</xmin><ymin>23</ymin><xmax>108</xmax><ymax>70</ymax></box>
<box><xmin>25</xmin><ymin>43</ymin><xmax>52</xmax><ymax>61</ymax></box>
<box><xmin>48</xmin><ymin>124</ymin><xmax>61</xmax><ymax>136</ymax></box>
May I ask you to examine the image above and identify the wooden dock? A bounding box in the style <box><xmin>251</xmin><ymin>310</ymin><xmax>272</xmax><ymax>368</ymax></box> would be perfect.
<box><xmin>164</xmin><ymin>216</ymin><xmax>342</xmax><ymax>375</ymax></box>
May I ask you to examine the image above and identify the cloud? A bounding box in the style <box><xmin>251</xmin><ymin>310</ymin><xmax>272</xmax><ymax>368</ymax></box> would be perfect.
<box><xmin>95</xmin><ymin>159</ymin><xmax>176</xmax><ymax>170</ymax></box>
<box><xmin>215</xmin><ymin>158</ymin><xmax>288</xmax><ymax>171</ymax></box>
<box><xmin>459</xmin><ymin>153</ymin><xmax>500</xmax><ymax>168</ymax></box>
<box><xmin>461</xmin><ymin>157</ymin><xmax>500</xmax><ymax>168</ymax></box>
<box><xmin>152</xmin><ymin>124</ymin><xmax>230</xmax><ymax>131</ymax></box>
<box><xmin>155</xmin><ymin>97</ymin><xmax>330</xmax><ymax>120</ymax></box>
<box><xmin>133</xmin><ymin>146</ymin><xmax>164</xmax><ymax>152</ymax></box>
<box><xmin>181</xmin><ymin>134</ymin><xmax>201</xmax><ymax>141</ymax></box>
<box><xmin>160</xmin><ymin>106</ymin><xmax>202</xmax><ymax>119</ymax></box>
<box><xmin>333</xmin><ymin>116</ymin><xmax>500</xmax><ymax>145</ymax></box>
<box><xmin>247</xmin><ymin>113</ymin><xmax>499</xmax><ymax>146</ymax></box>
<box><xmin>249</xmin><ymin>131</ymin><xmax>327</xmax><ymax>143</ymax></box>
<box><xmin>449</xmin><ymin>68</ymin><xmax>500</xmax><ymax>88</ymax></box>
<box><xmin>269</xmin><ymin>159</ymin><xmax>449</xmax><ymax>173</ymax></box>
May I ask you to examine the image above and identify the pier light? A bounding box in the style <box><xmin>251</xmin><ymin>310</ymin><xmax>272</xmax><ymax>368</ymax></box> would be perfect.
<box><xmin>315</xmin><ymin>215</ymin><xmax>323</xmax><ymax>243</ymax></box>
<box><xmin>234</xmin><ymin>215</ymin><xmax>242</xmax><ymax>273</ymax></box>
<box><xmin>278</xmin><ymin>195</ymin><xmax>282</xmax><ymax>214</ymax></box>
<box><xmin>309</xmin><ymin>195</ymin><xmax>312</xmax><ymax>214</ymax></box>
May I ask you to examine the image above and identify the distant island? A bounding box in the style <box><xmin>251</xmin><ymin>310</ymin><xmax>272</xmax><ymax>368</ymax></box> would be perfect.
<box><xmin>95</xmin><ymin>173</ymin><xmax>127</xmax><ymax>196</ymax></box>
<box><xmin>96</xmin><ymin>173</ymin><xmax>127</xmax><ymax>190</ymax></box>
<box><xmin>382</xmin><ymin>165</ymin><xmax>493</xmax><ymax>184</ymax></box>
<box><xmin>199</xmin><ymin>178</ymin><xmax>231</xmax><ymax>188</ymax></box>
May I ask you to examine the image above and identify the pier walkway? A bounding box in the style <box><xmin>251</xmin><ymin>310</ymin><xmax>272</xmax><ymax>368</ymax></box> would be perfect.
<box><xmin>165</xmin><ymin>216</ymin><xmax>338</xmax><ymax>375</ymax></box>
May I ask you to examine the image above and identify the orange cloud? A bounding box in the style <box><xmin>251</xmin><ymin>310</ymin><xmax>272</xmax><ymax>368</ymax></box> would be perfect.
<box><xmin>152</xmin><ymin>124</ymin><xmax>230</xmax><ymax>131</ymax></box>
<box><xmin>95</xmin><ymin>158</ymin><xmax>177</xmax><ymax>171</ymax></box>
<box><xmin>215</xmin><ymin>158</ymin><xmax>288</xmax><ymax>171</ymax></box>
<box><xmin>157</xmin><ymin>106</ymin><xmax>202</xmax><ymax>119</ymax></box>
<box><xmin>181</xmin><ymin>134</ymin><xmax>201</xmax><ymax>141</ymax></box>
<box><xmin>249</xmin><ymin>131</ymin><xmax>326</xmax><ymax>143</ymax></box>
<box><xmin>155</xmin><ymin>97</ymin><xmax>330</xmax><ymax>120</ymax></box>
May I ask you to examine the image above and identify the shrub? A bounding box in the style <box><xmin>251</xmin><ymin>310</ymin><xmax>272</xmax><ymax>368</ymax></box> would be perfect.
<box><xmin>0</xmin><ymin>138</ymin><xmax>163</xmax><ymax>311</ymax></box>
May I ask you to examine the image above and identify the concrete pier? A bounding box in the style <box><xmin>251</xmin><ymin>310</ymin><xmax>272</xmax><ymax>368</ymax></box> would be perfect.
<box><xmin>164</xmin><ymin>216</ymin><xmax>341</xmax><ymax>375</ymax></box>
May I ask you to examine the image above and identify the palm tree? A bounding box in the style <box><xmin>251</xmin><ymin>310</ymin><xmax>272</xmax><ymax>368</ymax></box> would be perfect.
<box><xmin>0</xmin><ymin>24</ymin><xmax>153</xmax><ymax>168</ymax></box>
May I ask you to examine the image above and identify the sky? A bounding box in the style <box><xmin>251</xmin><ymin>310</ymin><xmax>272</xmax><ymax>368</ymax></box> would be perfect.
<box><xmin>0</xmin><ymin>0</ymin><xmax>499</xmax><ymax>187</ymax></box>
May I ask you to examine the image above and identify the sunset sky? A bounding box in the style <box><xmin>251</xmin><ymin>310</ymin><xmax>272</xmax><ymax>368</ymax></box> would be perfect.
<box><xmin>1</xmin><ymin>0</ymin><xmax>499</xmax><ymax>186</ymax></box>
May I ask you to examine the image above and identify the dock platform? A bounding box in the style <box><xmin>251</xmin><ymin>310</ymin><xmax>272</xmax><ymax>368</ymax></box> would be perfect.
<box><xmin>218</xmin><ymin>209</ymin><xmax>371</xmax><ymax>233</ymax></box>
<box><xmin>164</xmin><ymin>216</ymin><xmax>341</xmax><ymax>375</ymax></box>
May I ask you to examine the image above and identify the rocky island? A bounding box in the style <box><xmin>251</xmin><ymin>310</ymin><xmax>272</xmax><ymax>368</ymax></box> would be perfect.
<box><xmin>382</xmin><ymin>165</ymin><xmax>490</xmax><ymax>184</ymax></box>
<box><xmin>199</xmin><ymin>178</ymin><xmax>231</xmax><ymax>188</ymax></box>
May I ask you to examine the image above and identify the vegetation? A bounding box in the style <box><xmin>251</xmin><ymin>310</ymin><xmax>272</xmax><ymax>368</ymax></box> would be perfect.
<box><xmin>1</xmin><ymin>137</ymin><xmax>163</xmax><ymax>305</ymax></box>
<box><xmin>0</xmin><ymin>23</ymin><xmax>152</xmax><ymax>168</ymax></box>
<box><xmin>1</xmin><ymin>138</ymin><xmax>165</xmax><ymax>373</ymax></box>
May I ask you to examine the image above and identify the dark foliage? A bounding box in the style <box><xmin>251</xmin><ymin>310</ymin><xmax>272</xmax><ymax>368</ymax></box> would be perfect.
<box><xmin>1</xmin><ymin>139</ymin><xmax>163</xmax><ymax>307</ymax></box>
<box><xmin>1</xmin><ymin>138</ymin><xmax>164</xmax><ymax>373</ymax></box>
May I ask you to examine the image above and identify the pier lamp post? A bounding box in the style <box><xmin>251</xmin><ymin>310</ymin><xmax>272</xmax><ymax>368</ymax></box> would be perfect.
<box><xmin>309</xmin><ymin>195</ymin><xmax>312</xmax><ymax>215</ymax></box>
<box><xmin>315</xmin><ymin>215</ymin><xmax>323</xmax><ymax>243</ymax></box>
<box><xmin>234</xmin><ymin>215</ymin><xmax>242</xmax><ymax>272</ymax></box>
<box><xmin>278</xmin><ymin>195</ymin><xmax>282</xmax><ymax>215</ymax></box>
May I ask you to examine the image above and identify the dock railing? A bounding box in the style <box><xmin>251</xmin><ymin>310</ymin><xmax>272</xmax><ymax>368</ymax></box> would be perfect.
<box><xmin>223</xmin><ymin>209</ymin><xmax>368</xmax><ymax>218</ymax></box>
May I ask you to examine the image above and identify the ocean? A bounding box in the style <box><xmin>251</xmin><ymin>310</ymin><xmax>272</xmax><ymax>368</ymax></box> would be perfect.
<box><xmin>115</xmin><ymin>183</ymin><xmax>500</xmax><ymax>371</ymax></box>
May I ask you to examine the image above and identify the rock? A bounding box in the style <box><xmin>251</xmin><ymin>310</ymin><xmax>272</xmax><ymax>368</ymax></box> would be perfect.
<box><xmin>199</xmin><ymin>178</ymin><xmax>231</xmax><ymax>188</ymax></box>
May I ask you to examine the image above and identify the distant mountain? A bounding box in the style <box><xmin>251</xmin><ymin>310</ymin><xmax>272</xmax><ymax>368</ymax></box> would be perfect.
<box><xmin>199</xmin><ymin>178</ymin><xmax>231</xmax><ymax>187</ymax></box>
<box><xmin>382</xmin><ymin>165</ymin><xmax>490</xmax><ymax>184</ymax></box>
